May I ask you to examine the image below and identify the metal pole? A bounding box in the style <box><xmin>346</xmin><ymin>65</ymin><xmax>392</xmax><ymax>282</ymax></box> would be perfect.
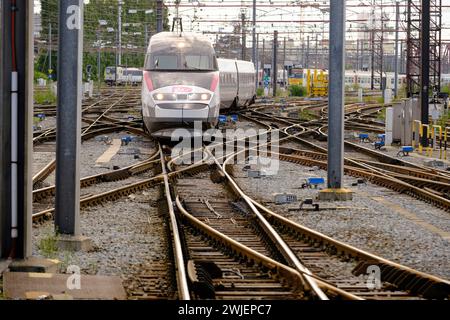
<box><xmin>0</xmin><ymin>0</ymin><xmax>33</xmax><ymax>258</ymax></box>
<box><xmin>327</xmin><ymin>0</ymin><xmax>346</xmax><ymax>189</ymax></box>
<box><xmin>55</xmin><ymin>0</ymin><xmax>83</xmax><ymax>235</ymax></box>
<box><xmin>394</xmin><ymin>0</ymin><xmax>400</xmax><ymax>98</ymax></box>
<box><xmin>97</xmin><ymin>30</ymin><xmax>101</xmax><ymax>92</ymax></box>
<box><xmin>255</xmin><ymin>33</ymin><xmax>259</xmax><ymax>88</ymax></box>
<box><xmin>156</xmin><ymin>0</ymin><xmax>163</xmax><ymax>33</ymax></box>
<box><xmin>252</xmin><ymin>0</ymin><xmax>256</xmax><ymax>64</ymax></box>
<box><xmin>283</xmin><ymin>37</ymin><xmax>286</xmax><ymax>87</ymax></box>
<box><xmin>115</xmin><ymin>29</ymin><xmax>118</xmax><ymax>85</ymax></box>
<box><xmin>421</xmin><ymin>0</ymin><xmax>430</xmax><ymax>147</ymax></box>
<box><xmin>315</xmin><ymin>35</ymin><xmax>318</xmax><ymax>69</ymax></box>
<box><xmin>400</xmin><ymin>40</ymin><xmax>404</xmax><ymax>74</ymax></box>
<box><xmin>301</xmin><ymin>42</ymin><xmax>305</xmax><ymax>67</ymax></box>
<box><xmin>118</xmin><ymin>0</ymin><xmax>122</xmax><ymax>65</ymax></box>
<box><xmin>48</xmin><ymin>23</ymin><xmax>52</xmax><ymax>77</ymax></box>
<box><xmin>361</xmin><ymin>35</ymin><xmax>364</xmax><ymax>71</ymax></box>
<box><xmin>370</xmin><ymin>28</ymin><xmax>375</xmax><ymax>90</ymax></box>
<box><xmin>241</xmin><ymin>12</ymin><xmax>246</xmax><ymax>60</ymax></box>
<box><xmin>272</xmin><ymin>30</ymin><xmax>278</xmax><ymax>97</ymax></box>
<box><xmin>262</xmin><ymin>38</ymin><xmax>265</xmax><ymax>78</ymax></box>
<box><xmin>306</xmin><ymin>35</ymin><xmax>310</xmax><ymax>69</ymax></box>
<box><xmin>145</xmin><ymin>24</ymin><xmax>148</xmax><ymax>46</ymax></box>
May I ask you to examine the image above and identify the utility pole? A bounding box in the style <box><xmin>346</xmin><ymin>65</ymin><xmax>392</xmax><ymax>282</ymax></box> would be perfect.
<box><xmin>255</xmin><ymin>33</ymin><xmax>259</xmax><ymax>88</ymax></box>
<box><xmin>301</xmin><ymin>42</ymin><xmax>305</xmax><ymax>67</ymax></box>
<box><xmin>156</xmin><ymin>0</ymin><xmax>164</xmax><ymax>33</ymax></box>
<box><xmin>272</xmin><ymin>30</ymin><xmax>278</xmax><ymax>97</ymax></box>
<box><xmin>306</xmin><ymin>35</ymin><xmax>310</xmax><ymax>69</ymax></box>
<box><xmin>322</xmin><ymin>0</ymin><xmax>349</xmax><ymax>199</ymax></box>
<box><xmin>97</xmin><ymin>30</ymin><xmax>101</xmax><ymax>93</ymax></box>
<box><xmin>283</xmin><ymin>37</ymin><xmax>286</xmax><ymax>88</ymax></box>
<box><xmin>145</xmin><ymin>24</ymin><xmax>148</xmax><ymax>46</ymax></box>
<box><xmin>360</xmin><ymin>39</ymin><xmax>365</xmax><ymax>70</ymax></box>
<box><xmin>262</xmin><ymin>38</ymin><xmax>265</xmax><ymax>78</ymax></box>
<box><xmin>55</xmin><ymin>0</ymin><xmax>84</xmax><ymax>237</ymax></box>
<box><xmin>370</xmin><ymin>28</ymin><xmax>375</xmax><ymax>90</ymax></box>
<box><xmin>118</xmin><ymin>0</ymin><xmax>122</xmax><ymax>65</ymax></box>
<box><xmin>0</xmin><ymin>0</ymin><xmax>33</xmax><ymax>259</ymax></box>
<box><xmin>315</xmin><ymin>35</ymin><xmax>318</xmax><ymax>69</ymax></box>
<box><xmin>252</xmin><ymin>0</ymin><xmax>256</xmax><ymax>65</ymax></box>
<box><xmin>394</xmin><ymin>0</ymin><xmax>400</xmax><ymax>98</ymax></box>
<box><xmin>48</xmin><ymin>23</ymin><xmax>52</xmax><ymax>78</ymax></box>
<box><xmin>400</xmin><ymin>40</ymin><xmax>404</xmax><ymax>74</ymax></box>
<box><xmin>356</xmin><ymin>40</ymin><xmax>360</xmax><ymax>70</ymax></box>
<box><xmin>421</xmin><ymin>0</ymin><xmax>430</xmax><ymax>147</ymax></box>
<box><xmin>241</xmin><ymin>11</ymin><xmax>246</xmax><ymax>60</ymax></box>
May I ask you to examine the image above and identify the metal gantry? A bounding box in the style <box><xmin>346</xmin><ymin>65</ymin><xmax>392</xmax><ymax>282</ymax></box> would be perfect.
<box><xmin>406</xmin><ymin>0</ymin><xmax>442</xmax><ymax>97</ymax></box>
<box><xmin>370</xmin><ymin>0</ymin><xmax>384</xmax><ymax>90</ymax></box>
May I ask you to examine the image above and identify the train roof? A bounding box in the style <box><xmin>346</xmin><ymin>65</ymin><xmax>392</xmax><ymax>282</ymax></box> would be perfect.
<box><xmin>147</xmin><ymin>32</ymin><xmax>214</xmax><ymax>53</ymax></box>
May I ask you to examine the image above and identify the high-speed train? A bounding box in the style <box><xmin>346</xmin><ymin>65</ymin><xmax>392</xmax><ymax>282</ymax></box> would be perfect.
<box><xmin>141</xmin><ymin>32</ymin><xmax>256</xmax><ymax>135</ymax></box>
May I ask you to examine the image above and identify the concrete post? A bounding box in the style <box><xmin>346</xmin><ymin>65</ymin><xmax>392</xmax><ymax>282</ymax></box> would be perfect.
<box><xmin>327</xmin><ymin>0</ymin><xmax>345</xmax><ymax>189</ymax></box>
<box><xmin>55</xmin><ymin>0</ymin><xmax>83</xmax><ymax>236</ymax></box>
<box><xmin>319</xmin><ymin>0</ymin><xmax>352</xmax><ymax>201</ymax></box>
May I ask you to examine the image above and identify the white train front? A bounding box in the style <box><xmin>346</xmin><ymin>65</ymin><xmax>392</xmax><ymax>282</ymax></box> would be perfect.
<box><xmin>141</xmin><ymin>32</ymin><xmax>256</xmax><ymax>136</ymax></box>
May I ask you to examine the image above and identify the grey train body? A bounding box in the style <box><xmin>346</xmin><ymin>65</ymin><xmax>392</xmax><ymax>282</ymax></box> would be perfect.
<box><xmin>141</xmin><ymin>32</ymin><xmax>256</xmax><ymax>135</ymax></box>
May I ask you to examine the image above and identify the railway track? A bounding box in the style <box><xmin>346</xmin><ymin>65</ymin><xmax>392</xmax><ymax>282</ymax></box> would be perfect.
<box><xmin>32</xmin><ymin>90</ymin><xmax>143</xmax><ymax>187</ymax></box>
<box><xmin>30</xmin><ymin>96</ymin><xmax>450</xmax><ymax>300</ymax></box>
<box><xmin>240</xmin><ymin>107</ymin><xmax>450</xmax><ymax>211</ymax></box>
<box><xmin>161</xmin><ymin>141</ymin><xmax>450</xmax><ymax>300</ymax></box>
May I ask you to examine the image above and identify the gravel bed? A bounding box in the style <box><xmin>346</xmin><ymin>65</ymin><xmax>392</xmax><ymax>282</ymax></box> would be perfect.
<box><xmin>351</xmin><ymin>139</ymin><xmax>450</xmax><ymax>170</ymax></box>
<box><xmin>233</xmin><ymin>160</ymin><xmax>450</xmax><ymax>280</ymax></box>
<box><xmin>34</xmin><ymin>116</ymin><xmax>56</xmax><ymax>131</ymax></box>
<box><xmin>32</xmin><ymin>187</ymin><xmax>172</xmax><ymax>298</ymax></box>
<box><xmin>34</xmin><ymin>132</ymin><xmax>156</xmax><ymax>188</ymax></box>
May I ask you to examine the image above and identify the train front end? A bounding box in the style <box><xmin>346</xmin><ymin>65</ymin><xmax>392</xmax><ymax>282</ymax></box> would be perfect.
<box><xmin>142</xmin><ymin>33</ymin><xmax>220</xmax><ymax>137</ymax></box>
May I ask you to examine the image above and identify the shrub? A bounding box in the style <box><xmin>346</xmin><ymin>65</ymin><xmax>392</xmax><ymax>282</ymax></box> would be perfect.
<box><xmin>34</xmin><ymin>70</ymin><xmax>48</xmax><ymax>82</ymax></box>
<box><xmin>289</xmin><ymin>85</ymin><xmax>306</xmax><ymax>97</ymax></box>
<box><xmin>35</xmin><ymin>89</ymin><xmax>56</xmax><ymax>105</ymax></box>
<box><xmin>256</xmin><ymin>87</ymin><xmax>264</xmax><ymax>97</ymax></box>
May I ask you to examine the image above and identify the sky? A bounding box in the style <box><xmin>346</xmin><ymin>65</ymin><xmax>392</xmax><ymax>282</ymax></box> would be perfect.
<box><xmin>33</xmin><ymin>0</ymin><xmax>450</xmax><ymax>46</ymax></box>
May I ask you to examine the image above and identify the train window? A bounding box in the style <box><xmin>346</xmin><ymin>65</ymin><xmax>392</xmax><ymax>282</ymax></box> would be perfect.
<box><xmin>184</xmin><ymin>55</ymin><xmax>213</xmax><ymax>71</ymax></box>
<box><xmin>150</xmin><ymin>55</ymin><xmax>178</xmax><ymax>70</ymax></box>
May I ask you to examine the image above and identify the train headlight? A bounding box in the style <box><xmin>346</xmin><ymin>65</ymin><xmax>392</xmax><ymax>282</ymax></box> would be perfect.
<box><xmin>188</xmin><ymin>93</ymin><xmax>211</xmax><ymax>101</ymax></box>
<box><xmin>153</xmin><ymin>93</ymin><xmax>177</xmax><ymax>101</ymax></box>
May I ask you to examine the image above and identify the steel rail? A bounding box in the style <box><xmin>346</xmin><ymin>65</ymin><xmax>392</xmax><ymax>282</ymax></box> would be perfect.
<box><xmin>158</xmin><ymin>144</ymin><xmax>191</xmax><ymax>300</ymax></box>
<box><xmin>203</xmin><ymin>147</ymin><xmax>330</xmax><ymax>300</ymax></box>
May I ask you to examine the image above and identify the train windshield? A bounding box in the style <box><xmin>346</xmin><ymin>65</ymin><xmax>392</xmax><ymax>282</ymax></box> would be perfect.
<box><xmin>145</xmin><ymin>48</ymin><xmax>217</xmax><ymax>71</ymax></box>
<box><xmin>105</xmin><ymin>67</ymin><xmax>116</xmax><ymax>75</ymax></box>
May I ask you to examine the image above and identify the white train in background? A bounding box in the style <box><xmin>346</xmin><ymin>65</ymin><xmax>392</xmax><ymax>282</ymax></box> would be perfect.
<box><xmin>344</xmin><ymin>70</ymin><xmax>406</xmax><ymax>89</ymax></box>
<box><xmin>141</xmin><ymin>32</ymin><xmax>256</xmax><ymax>136</ymax></box>
<box><xmin>105</xmin><ymin>66</ymin><xmax>143</xmax><ymax>86</ymax></box>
